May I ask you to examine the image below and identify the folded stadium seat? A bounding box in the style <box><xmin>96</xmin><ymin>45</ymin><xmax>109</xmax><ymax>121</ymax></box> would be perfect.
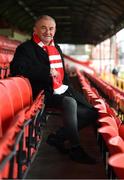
<box><xmin>0</xmin><ymin>54</ymin><xmax>10</xmax><ymax>79</ymax></box>
<box><xmin>94</xmin><ymin>98</ymin><xmax>109</xmax><ymax>119</ymax></box>
<box><xmin>0</xmin><ymin>84</ymin><xmax>14</xmax><ymax>135</ymax></box>
<box><xmin>105</xmin><ymin>86</ymin><xmax>116</xmax><ymax>101</ymax></box>
<box><xmin>92</xmin><ymin>87</ymin><xmax>100</xmax><ymax>96</ymax></box>
<box><xmin>98</xmin><ymin>126</ymin><xmax>119</xmax><ymax>146</ymax></box>
<box><xmin>24</xmin><ymin>91</ymin><xmax>45</xmax><ymax>163</ymax></box>
<box><xmin>0</xmin><ymin>79</ymin><xmax>23</xmax><ymax>114</ymax></box>
<box><xmin>86</xmin><ymin>91</ymin><xmax>100</xmax><ymax>106</ymax></box>
<box><xmin>98</xmin><ymin>125</ymin><xmax>119</xmax><ymax>169</ymax></box>
<box><xmin>8</xmin><ymin>105</ymin><xmax>43</xmax><ymax>179</ymax></box>
<box><xmin>0</xmin><ymin>89</ymin><xmax>26</xmax><ymax>178</ymax></box>
<box><xmin>105</xmin><ymin>104</ymin><xmax>122</xmax><ymax>127</ymax></box>
<box><xmin>0</xmin><ymin>77</ymin><xmax>33</xmax><ymax>135</ymax></box>
<box><xmin>0</xmin><ymin>77</ymin><xmax>34</xmax><ymax>179</ymax></box>
<box><xmin>8</xmin><ymin>77</ymin><xmax>39</xmax><ymax>176</ymax></box>
<box><xmin>13</xmin><ymin>111</ymin><xmax>32</xmax><ymax>179</ymax></box>
<box><xmin>107</xmin><ymin>135</ymin><xmax>124</xmax><ymax>178</ymax></box>
<box><xmin>0</xmin><ymin>118</ymin><xmax>23</xmax><ymax>179</ymax></box>
<box><xmin>118</xmin><ymin>123</ymin><xmax>124</xmax><ymax>140</ymax></box>
<box><xmin>108</xmin><ymin>153</ymin><xmax>124</xmax><ymax>179</ymax></box>
<box><xmin>0</xmin><ymin>115</ymin><xmax>2</xmax><ymax>137</ymax></box>
<box><xmin>94</xmin><ymin>98</ymin><xmax>107</xmax><ymax>112</ymax></box>
<box><xmin>1</xmin><ymin>63</ymin><xmax>10</xmax><ymax>79</ymax></box>
<box><xmin>108</xmin><ymin>135</ymin><xmax>124</xmax><ymax>155</ymax></box>
<box><xmin>0</xmin><ymin>76</ymin><xmax>33</xmax><ymax>133</ymax></box>
<box><xmin>0</xmin><ymin>132</ymin><xmax>15</xmax><ymax>179</ymax></box>
<box><xmin>94</xmin><ymin>99</ymin><xmax>121</xmax><ymax>127</ymax></box>
<box><xmin>20</xmin><ymin>90</ymin><xmax>45</xmax><ymax>165</ymax></box>
<box><xmin>115</xmin><ymin>93</ymin><xmax>123</xmax><ymax>114</ymax></box>
<box><xmin>89</xmin><ymin>87</ymin><xmax>100</xmax><ymax>104</ymax></box>
<box><xmin>118</xmin><ymin>98</ymin><xmax>124</xmax><ymax>121</ymax></box>
<box><xmin>25</xmin><ymin>90</ymin><xmax>45</xmax><ymax>119</ymax></box>
<box><xmin>9</xmin><ymin>76</ymin><xmax>33</xmax><ymax>108</ymax></box>
<box><xmin>96</xmin><ymin>107</ymin><xmax>116</xmax><ymax>150</ymax></box>
<box><xmin>0</xmin><ymin>64</ymin><xmax>5</xmax><ymax>79</ymax></box>
<box><xmin>25</xmin><ymin>90</ymin><xmax>45</xmax><ymax>146</ymax></box>
<box><xmin>98</xmin><ymin>116</ymin><xmax>118</xmax><ymax>130</ymax></box>
<box><xmin>5</xmin><ymin>63</ymin><xmax>10</xmax><ymax>78</ymax></box>
<box><xmin>0</xmin><ymin>76</ymin><xmax>45</xmax><ymax>179</ymax></box>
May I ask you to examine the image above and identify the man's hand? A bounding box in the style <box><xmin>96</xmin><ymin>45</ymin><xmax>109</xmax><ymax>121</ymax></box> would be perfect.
<box><xmin>50</xmin><ymin>68</ymin><xmax>59</xmax><ymax>77</ymax></box>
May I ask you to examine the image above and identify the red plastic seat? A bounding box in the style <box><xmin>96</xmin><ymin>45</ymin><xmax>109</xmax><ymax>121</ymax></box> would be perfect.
<box><xmin>0</xmin><ymin>119</ymin><xmax>21</xmax><ymax>179</ymax></box>
<box><xmin>0</xmin><ymin>84</ymin><xmax>14</xmax><ymax>135</ymax></box>
<box><xmin>98</xmin><ymin>116</ymin><xmax>118</xmax><ymax>130</ymax></box>
<box><xmin>106</xmin><ymin>105</ymin><xmax>121</xmax><ymax>127</ymax></box>
<box><xmin>0</xmin><ymin>109</ymin><xmax>33</xmax><ymax>179</ymax></box>
<box><xmin>98</xmin><ymin>125</ymin><xmax>119</xmax><ymax>166</ymax></box>
<box><xmin>108</xmin><ymin>135</ymin><xmax>124</xmax><ymax>155</ymax></box>
<box><xmin>0</xmin><ymin>77</ymin><xmax>33</xmax><ymax>135</ymax></box>
<box><xmin>0</xmin><ymin>54</ymin><xmax>10</xmax><ymax>79</ymax></box>
<box><xmin>108</xmin><ymin>153</ymin><xmax>124</xmax><ymax>179</ymax></box>
<box><xmin>119</xmin><ymin>98</ymin><xmax>124</xmax><ymax>112</ymax></box>
<box><xmin>94</xmin><ymin>98</ymin><xmax>107</xmax><ymax>113</ymax></box>
<box><xmin>9</xmin><ymin>76</ymin><xmax>33</xmax><ymax>108</ymax></box>
<box><xmin>119</xmin><ymin>123</ymin><xmax>124</xmax><ymax>140</ymax></box>
<box><xmin>0</xmin><ymin>79</ymin><xmax>23</xmax><ymax>114</ymax></box>
<box><xmin>98</xmin><ymin>125</ymin><xmax>119</xmax><ymax>145</ymax></box>
<box><xmin>25</xmin><ymin>90</ymin><xmax>45</xmax><ymax>119</ymax></box>
<box><xmin>0</xmin><ymin>77</ymin><xmax>34</xmax><ymax>179</ymax></box>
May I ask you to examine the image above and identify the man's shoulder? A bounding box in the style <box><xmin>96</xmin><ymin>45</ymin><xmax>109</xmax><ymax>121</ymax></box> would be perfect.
<box><xmin>15</xmin><ymin>40</ymin><xmax>36</xmax><ymax>57</ymax></box>
<box><xmin>18</xmin><ymin>39</ymin><xmax>33</xmax><ymax>49</ymax></box>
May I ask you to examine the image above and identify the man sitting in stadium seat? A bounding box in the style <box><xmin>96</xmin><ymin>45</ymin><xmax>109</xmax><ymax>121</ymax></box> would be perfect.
<box><xmin>10</xmin><ymin>15</ymin><xmax>99</xmax><ymax>164</ymax></box>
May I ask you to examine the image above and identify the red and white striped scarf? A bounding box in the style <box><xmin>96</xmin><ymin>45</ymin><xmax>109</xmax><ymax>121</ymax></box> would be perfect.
<box><xmin>33</xmin><ymin>33</ymin><xmax>68</xmax><ymax>94</ymax></box>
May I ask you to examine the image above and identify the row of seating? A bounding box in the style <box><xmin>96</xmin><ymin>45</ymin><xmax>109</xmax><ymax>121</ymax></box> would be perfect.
<box><xmin>83</xmin><ymin>70</ymin><xmax>124</xmax><ymax>121</ymax></box>
<box><xmin>0</xmin><ymin>52</ymin><xmax>12</xmax><ymax>79</ymax></box>
<box><xmin>0</xmin><ymin>35</ymin><xmax>20</xmax><ymax>79</ymax></box>
<box><xmin>76</xmin><ymin>68</ymin><xmax>124</xmax><ymax>179</ymax></box>
<box><xmin>0</xmin><ymin>76</ymin><xmax>45</xmax><ymax>179</ymax></box>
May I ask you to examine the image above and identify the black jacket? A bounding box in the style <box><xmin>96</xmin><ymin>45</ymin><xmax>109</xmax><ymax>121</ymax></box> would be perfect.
<box><xmin>10</xmin><ymin>39</ymin><xmax>93</xmax><ymax>108</ymax></box>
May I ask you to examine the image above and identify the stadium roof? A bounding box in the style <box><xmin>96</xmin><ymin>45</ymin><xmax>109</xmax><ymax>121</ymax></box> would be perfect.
<box><xmin>1</xmin><ymin>0</ymin><xmax>124</xmax><ymax>45</ymax></box>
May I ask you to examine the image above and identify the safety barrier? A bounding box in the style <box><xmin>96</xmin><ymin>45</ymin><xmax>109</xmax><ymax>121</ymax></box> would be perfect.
<box><xmin>116</xmin><ymin>77</ymin><xmax>124</xmax><ymax>91</ymax></box>
<box><xmin>102</xmin><ymin>72</ymin><xmax>124</xmax><ymax>92</ymax></box>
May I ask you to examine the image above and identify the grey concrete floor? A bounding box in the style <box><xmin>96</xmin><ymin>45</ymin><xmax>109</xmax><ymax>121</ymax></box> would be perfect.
<box><xmin>26</xmin><ymin>115</ymin><xmax>107</xmax><ymax>179</ymax></box>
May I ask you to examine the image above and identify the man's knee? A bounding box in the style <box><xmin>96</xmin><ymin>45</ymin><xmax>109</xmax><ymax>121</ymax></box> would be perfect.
<box><xmin>62</xmin><ymin>96</ymin><xmax>77</xmax><ymax>107</ymax></box>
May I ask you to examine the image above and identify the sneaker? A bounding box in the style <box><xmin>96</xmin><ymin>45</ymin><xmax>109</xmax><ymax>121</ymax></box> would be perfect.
<box><xmin>69</xmin><ymin>145</ymin><xmax>98</xmax><ymax>164</ymax></box>
<box><xmin>46</xmin><ymin>133</ymin><xmax>69</xmax><ymax>154</ymax></box>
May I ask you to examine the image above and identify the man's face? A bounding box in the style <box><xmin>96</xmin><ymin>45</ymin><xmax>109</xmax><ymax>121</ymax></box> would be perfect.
<box><xmin>34</xmin><ymin>18</ymin><xmax>56</xmax><ymax>45</ymax></box>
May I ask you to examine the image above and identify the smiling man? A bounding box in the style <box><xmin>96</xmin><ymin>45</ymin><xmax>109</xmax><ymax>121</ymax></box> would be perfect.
<box><xmin>34</xmin><ymin>15</ymin><xmax>56</xmax><ymax>45</ymax></box>
<box><xmin>10</xmin><ymin>15</ymin><xmax>99</xmax><ymax>164</ymax></box>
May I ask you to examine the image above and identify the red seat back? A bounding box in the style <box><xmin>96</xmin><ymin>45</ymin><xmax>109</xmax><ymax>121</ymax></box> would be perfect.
<box><xmin>9</xmin><ymin>76</ymin><xmax>33</xmax><ymax>108</ymax></box>
<box><xmin>0</xmin><ymin>85</ymin><xmax>14</xmax><ymax>135</ymax></box>
<box><xmin>108</xmin><ymin>153</ymin><xmax>124</xmax><ymax>179</ymax></box>
<box><xmin>0</xmin><ymin>79</ymin><xmax>23</xmax><ymax>114</ymax></box>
